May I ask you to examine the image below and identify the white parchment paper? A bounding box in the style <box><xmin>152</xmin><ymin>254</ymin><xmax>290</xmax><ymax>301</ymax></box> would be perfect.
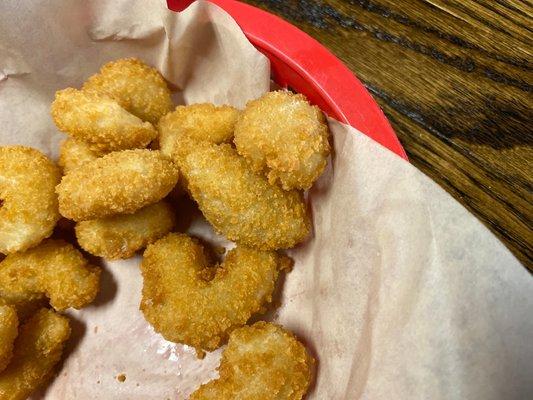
<box><xmin>0</xmin><ymin>1</ymin><xmax>531</xmax><ymax>399</ymax></box>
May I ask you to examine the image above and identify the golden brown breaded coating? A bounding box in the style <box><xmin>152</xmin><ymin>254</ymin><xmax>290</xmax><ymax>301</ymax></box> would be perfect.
<box><xmin>190</xmin><ymin>322</ymin><xmax>315</xmax><ymax>400</ymax></box>
<box><xmin>56</xmin><ymin>149</ymin><xmax>179</xmax><ymax>221</ymax></box>
<box><xmin>0</xmin><ymin>298</ymin><xmax>46</xmax><ymax>323</ymax></box>
<box><xmin>58</xmin><ymin>138</ymin><xmax>106</xmax><ymax>174</ymax></box>
<box><xmin>181</xmin><ymin>144</ymin><xmax>310</xmax><ymax>250</ymax></box>
<box><xmin>0</xmin><ymin>306</ymin><xmax>18</xmax><ymax>373</ymax></box>
<box><xmin>159</xmin><ymin>103</ymin><xmax>239</xmax><ymax>165</ymax></box>
<box><xmin>0</xmin><ymin>308</ymin><xmax>70</xmax><ymax>400</ymax></box>
<box><xmin>51</xmin><ymin>88</ymin><xmax>157</xmax><ymax>152</ymax></box>
<box><xmin>140</xmin><ymin>233</ymin><xmax>290</xmax><ymax>352</ymax></box>
<box><xmin>234</xmin><ymin>91</ymin><xmax>330</xmax><ymax>190</ymax></box>
<box><xmin>83</xmin><ymin>58</ymin><xmax>174</xmax><ymax>125</ymax></box>
<box><xmin>0</xmin><ymin>146</ymin><xmax>61</xmax><ymax>254</ymax></box>
<box><xmin>75</xmin><ymin>201</ymin><xmax>176</xmax><ymax>260</ymax></box>
<box><xmin>0</xmin><ymin>240</ymin><xmax>100</xmax><ymax>311</ymax></box>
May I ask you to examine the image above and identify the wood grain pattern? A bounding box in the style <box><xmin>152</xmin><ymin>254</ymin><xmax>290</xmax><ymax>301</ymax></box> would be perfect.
<box><xmin>244</xmin><ymin>0</ymin><xmax>533</xmax><ymax>269</ymax></box>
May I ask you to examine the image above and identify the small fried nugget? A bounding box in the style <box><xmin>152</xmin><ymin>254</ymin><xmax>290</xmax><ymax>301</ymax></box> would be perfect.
<box><xmin>0</xmin><ymin>308</ymin><xmax>70</xmax><ymax>400</ymax></box>
<box><xmin>0</xmin><ymin>306</ymin><xmax>18</xmax><ymax>372</ymax></box>
<box><xmin>51</xmin><ymin>88</ymin><xmax>157</xmax><ymax>152</ymax></box>
<box><xmin>0</xmin><ymin>298</ymin><xmax>46</xmax><ymax>323</ymax></box>
<box><xmin>140</xmin><ymin>233</ymin><xmax>291</xmax><ymax>352</ymax></box>
<box><xmin>181</xmin><ymin>144</ymin><xmax>310</xmax><ymax>250</ymax></box>
<box><xmin>159</xmin><ymin>103</ymin><xmax>240</xmax><ymax>164</ymax></box>
<box><xmin>58</xmin><ymin>138</ymin><xmax>105</xmax><ymax>174</ymax></box>
<box><xmin>75</xmin><ymin>201</ymin><xmax>176</xmax><ymax>260</ymax></box>
<box><xmin>56</xmin><ymin>149</ymin><xmax>179</xmax><ymax>221</ymax></box>
<box><xmin>190</xmin><ymin>322</ymin><xmax>315</xmax><ymax>400</ymax></box>
<box><xmin>234</xmin><ymin>91</ymin><xmax>330</xmax><ymax>190</ymax></box>
<box><xmin>0</xmin><ymin>239</ymin><xmax>101</xmax><ymax>311</ymax></box>
<box><xmin>0</xmin><ymin>146</ymin><xmax>61</xmax><ymax>254</ymax></box>
<box><xmin>83</xmin><ymin>58</ymin><xmax>173</xmax><ymax>124</ymax></box>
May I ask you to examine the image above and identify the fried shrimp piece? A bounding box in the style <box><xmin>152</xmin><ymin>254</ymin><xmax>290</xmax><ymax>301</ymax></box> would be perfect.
<box><xmin>58</xmin><ymin>138</ymin><xmax>106</xmax><ymax>174</ymax></box>
<box><xmin>0</xmin><ymin>298</ymin><xmax>46</xmax><ymax>323</ymax></box>
<box><xmin>0</xmin><ymin>146</ymin><xmax>61</xmax><ymax>254</ymax></box>
<box><xmin>190</xmin><ymin>322</ymin><xmax>315</xmax><ymax>400</ymax></box>
<box><xmin>51</xmin><ymin>88</ymin><xmax>157</xmax><ymax>152</ymax></box>
<box><xmin>234</xmin><ymin>91</ymin><xmax>330</xmax><ymax>190</ymax></box>
<box><xmin>140</xmin><ymin>233</ymin><xmax>291</xmax><ymax>352</ymax></box>
<box><xmin>181</xmin><ymin>144</ymin><xmax>310</xmax><ymax>250</ymax></box>
<box><xmin>0</xmin><ymin>240</ymin><xmax>100</xmax><ymax>311</ymax></box>
<box><xmin>75</xmin><ymin>201</ymin><xmax>176</xmax><ymax>259</ymax></box>
<box><xmin>56</xmin><ymin>149</ymin><xmax>179</xmax><ymax>221</ymax></box>
<box><xmin>0</xmin><ymin>306</ymin><xmax>18</xmax><ymax>372</ymax></box>
<box><xmin>0</xmin><ymin>308</ymin><xmax>70</xmax><ymax>400</ymax></box>
<box><xmin>159</xmin><ymin>103</ymin><xmax>240</xmax><ymax>164</ymax></box>
<box><xmin>83</xmin><ymin>58</ymin><xmax>174</xmax><ymax>125</ymax></box>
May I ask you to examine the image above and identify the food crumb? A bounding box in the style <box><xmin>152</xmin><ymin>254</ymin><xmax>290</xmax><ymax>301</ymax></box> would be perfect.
<box><xmin>94</xmin><ymin>326</ymin><xmax>98</xmax><ymax>333</ymax></box>
<box><xmin>116</xmin><ymin>373</ymin><xmax>126</xmax><ymax>382</ymax></box>
<box><xmin>97</xmin><ymin>380</ymin><xmax>101</xmax><ymax>384</ymax></box>
<box><xmin>195</xmin><ymin>348</ymin><xmax>206</xmax><ymax>359</ymax></box>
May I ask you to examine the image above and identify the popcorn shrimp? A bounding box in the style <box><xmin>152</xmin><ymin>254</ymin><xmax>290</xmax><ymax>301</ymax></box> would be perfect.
<box><xmin>75</xmin><ymin>201</ymin><xmax>176</xmax><ymax>259</ymax></box>
<box><xmin>56</xmin><ymin>149</ymin><xmax>179</xmax><ymax>221</ymax></box>
<box><xmin>0</xmin><ymin>309</ymin><xmax>70</xmax><ymax>400</ymax></box>
<box><xmin>58</xmin><ymin>138</ymin><xmax>105</xmax><ymax>174</ymax></box>
<box><xmin>180</xmin><ymin>144</ymin><xmax>310</xmax><ymax>250</ymax></box>
<box><xmin>159</xmin><ymin>103</ymin><xmax>239</xmax><ymax>165</ymax></box>
<box><xmin>0</xmin><ymin>305</ymin><xmax>18</xmax><ymax>372</ymax></box>
<box><xmin>83</xmin><ymin>58</ymin><xmax>174</xmax><ymax>124</ymax></box>
<box><xmin>51</xmin><ymin>88</ymin><xmax>157</xmax><ymax>152</ymax></box>
<box><xmin>0</xmin><ymin>240</ymin><xmax>100</xmax><ymax>311</ymax></box>
<box><xmin>0</xmin><ymin>146</ymin><xmax>61</xmax><ymax>254</ymax></box>
<box><xmin>190</xmin><ymin>322</ymin><xmax>314</xmax><ymax>400</ymax></box>
<box><xmin>140</xmin><ymin>233</ymin><xmax>291</xmax><ymax>352</ymax></box>
<box><xmin>234</xmin><ymin>91</ymin><xmax>330</xmax><ymax>190</ymax></box>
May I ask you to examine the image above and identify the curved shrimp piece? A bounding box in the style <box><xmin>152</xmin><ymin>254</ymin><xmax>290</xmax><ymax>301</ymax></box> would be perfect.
<box><xmin>75</xmin><ymin>201</ymin><xmax>176</xmax><ymax>260</ymax></box>
<box><xmin>0</xmin><ymin>305</ymin><xmax>18</xmax><ymax>373</ymax></box>
<box><xmin>180</xmin><ymin>143</ymin><xmax>310</xmax><ymax>250</ymax></box>
<box><xmin>51</xmin><ymin>88</ymin><xmax>157</xmax><ymax>152</ymax></box>
<box><xmin>0</xmin><ymin>308</ymin><xmax>70</xmax><ymax>400</ymax></box>
<box><xmin>83</xmin><ymin>58</ymin><xmax>174</xmax><ymax>125</ymax></box>
<box><xmin>58</xmin><ymin>138</ymin><xmax>106</xmax><ymax>174</ymax></box>
<box><xmin>140</xmin><ymin>233</ymin><xmax>291</xmax><ymax>352</ymax></box>
<box><xmin>56</xmin><ymin>149</ymin><xmax>179</xmax><ymax>221</ymax></box>
<box><xmin>0</xmin><ymin>239</ymin><xmax>101</xmax><ymax>311</ymax></box>
<box><xmin>234</xmin><ymin>91</ymin><xmax>330</xmax><ymax>190</ymax></box>
<box><xmin>190</xmin><ymin>322</ymin><xmax>315</xmax><ymax>400</ymax></box>
<box><xmin>159</xmin><ymin>103</ymin><xmax>240</xmax><ymax>165</ymax></box>
<box><xmin>0</xmin><ymin>146</ymin><xmax>61</xmax><ymax>254</ymax></box>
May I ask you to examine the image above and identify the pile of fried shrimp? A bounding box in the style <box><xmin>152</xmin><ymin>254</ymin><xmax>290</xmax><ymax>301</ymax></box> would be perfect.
<box><xmin>0</xmin><ymin>57</ymin><xmax>330</xmax><ymax>399</ymax></box>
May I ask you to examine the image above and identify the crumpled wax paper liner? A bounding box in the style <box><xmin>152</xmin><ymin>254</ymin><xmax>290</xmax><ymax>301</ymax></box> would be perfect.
<box><xmin>0</xmin><ymin>0</ymin><xmax>531</xmax><ymax>399</ymax></box>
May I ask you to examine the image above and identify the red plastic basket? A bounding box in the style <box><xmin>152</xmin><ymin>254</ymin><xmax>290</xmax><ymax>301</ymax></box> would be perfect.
<box><xmin>168</xmin><ymin>0</ymin><xmax>407</xmax><ymax>160</ymax></box>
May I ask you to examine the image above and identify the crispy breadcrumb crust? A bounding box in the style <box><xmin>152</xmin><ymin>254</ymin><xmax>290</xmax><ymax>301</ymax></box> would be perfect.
<box><xmin>0</xmin><ymin>306</ymin><xmax>18</xmax><ymax>373</ymax></box>
<box><xmin>51</xmin><ymin>88</ymin><xmax>157</xmax><ymax>152</ymax></box>
<box><xmin>83</xmin><ymin>58</ymin><xmax>173</xmax><ymax>125</ymax></box>
<box><xmin>56</xmin><ymin>149</ymin><xmax>179</xmax><ymax>221</ymax></box>
<box><xmin>159</xmin><ymin>103</ymin><xmax>239</xmax><ymax>165</ymax></box>
<box><xmin>181</xmin><ymin>144</ymin><xmax>310</xmax><ymax>250</ymax></box>
<box><xmin>140</xmin><ymin>233</ymin><xmax>291</xmax><ymax>351</ymax></box>
<box><xmin>0</xmin><ymin>309</ymin><xmax>70</xmax><ymax>400</ymax></box>
<box><xmin>0</xmin><ymin>146</ymin><xmax>61</xmax><ymax>254</ymax></box>
<box><xmin>0</xmin><ymin>240</ymin><xmax>101</xmax><ymax>311</ymax></box>
<box><xmin>190</xmin><ymin>322</ymin><xmax>315</xmax><ymax>400</ymax></box>
<box><xmin>58</xmin><ymin>138</ymin><xmax>105</xmax><ymax>174</ymax></box>
<box><xmin>75</xmin><ymin>201</ymin><xmax>176</xmax><ymax>260</ymax></box>
<box><xmin>234</xmin><ymin>91</ymin><xmax>330</xmax><ymax>190</ymax></box>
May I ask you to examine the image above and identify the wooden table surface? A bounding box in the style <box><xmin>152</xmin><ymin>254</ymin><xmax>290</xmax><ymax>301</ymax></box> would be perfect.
<box><xmin>244</xmin><ymin>0</ymin><xmax>533</xmax><ymax>270</ymax></box>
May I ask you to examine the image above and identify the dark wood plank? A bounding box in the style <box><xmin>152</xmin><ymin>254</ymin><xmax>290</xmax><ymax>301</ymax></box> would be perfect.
<box><xmin>244</xmin><ymin>0</ymin><xmax>533</xmax><ymax>269</ymax></box>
